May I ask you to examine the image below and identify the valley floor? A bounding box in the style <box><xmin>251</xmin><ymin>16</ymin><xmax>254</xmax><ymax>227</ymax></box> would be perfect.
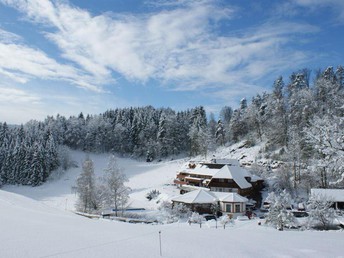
<box><xmin>1</xmin><ymin>151</ymin><xmax>344</xmax><ymax>258</ymax></box>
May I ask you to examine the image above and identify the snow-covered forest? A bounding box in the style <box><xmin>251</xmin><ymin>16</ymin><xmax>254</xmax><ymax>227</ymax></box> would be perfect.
<box><xmin>1</xmin><ymin>66</ymin><xmax>344</xmax><ymax>190</ymax></box>
<box><xmin>1</xmin><ymin>66</ymin><xmax>344</xmax><ymax>257</ymax></box>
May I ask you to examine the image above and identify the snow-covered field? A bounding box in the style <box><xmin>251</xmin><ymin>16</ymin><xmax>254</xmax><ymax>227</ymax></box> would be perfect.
<box><xmin>1</xmin><ymin>151</ymin><xmax>344</xmax><ymax>258</ymax></box>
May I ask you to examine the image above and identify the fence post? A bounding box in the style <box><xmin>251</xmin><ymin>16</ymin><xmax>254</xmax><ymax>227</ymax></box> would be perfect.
<box><xmin>159</xmin><ymin>231</ymin><xmax>162</xmax><ymax>256</ymax></box>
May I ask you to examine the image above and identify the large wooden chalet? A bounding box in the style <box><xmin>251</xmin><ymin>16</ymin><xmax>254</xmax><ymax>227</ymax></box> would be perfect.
<box><xmin>174</xmin><ymin>159</ymin><xmax>263</xmax><ymax>197</ymax></box>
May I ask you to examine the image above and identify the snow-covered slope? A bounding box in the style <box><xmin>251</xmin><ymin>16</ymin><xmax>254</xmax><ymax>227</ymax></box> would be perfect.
<box><xmin>1</xmin><ymin>150</ymin><xmax>344</xmax><ymax>257</ymax></box>
<box><xmin>1</xmin><ymin>189</ymin><xmax>344</xmax><ymax>258</ymax></box>
<box><xmin>3</xmin><ymin>151</ymin><xmax>183</xmax><ymax>211</ymax></box>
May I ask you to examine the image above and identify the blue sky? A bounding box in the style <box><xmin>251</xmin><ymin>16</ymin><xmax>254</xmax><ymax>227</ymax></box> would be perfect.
<box><xmin>0</xmin><ymin>0</ymin><xmax>343</xmax><ymax>124</ymax></box>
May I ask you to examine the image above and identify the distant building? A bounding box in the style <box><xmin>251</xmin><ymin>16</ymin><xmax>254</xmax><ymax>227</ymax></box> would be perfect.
<box><xmin>311</xmin><ymin>188</ymin><xmax>344</xmax><ymax>210</ymax></box>
<box><xmin>174</xmin><ymin>158</ymin><xmax>264</xmax><ymax>196</ymax></box>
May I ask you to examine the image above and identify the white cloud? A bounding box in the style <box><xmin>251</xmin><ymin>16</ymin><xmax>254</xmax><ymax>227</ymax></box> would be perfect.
<box><xmin>292</xmin><ymin>0</ymin><xmax>344</xmax><ymax>22</ymax></box>
<box><xmin>0</xmin><ymin>28</ymin><xmax>103</xmax><ymax>91</ymax></box>
<box><xmin>0</xmin><ymin>0</ymin><xmax>318</xmax><ymax>95</ymax></box>
<box><xmin>0</xmin><ymin>29</ymin><xmax>22</xmax><ymax>43</ymax></box>
<box><xmin>0</xmin><ymin>84</ymin><xmax>128</xmax><ymax>124</ymax></box>
<box><xmin>0</xmin><ymin>85</ymin><xmax>44</xmax><ymax>124</ymax></box>
<box><xmin>0</xmin><ymin>86</ymin><xmax>41</xmax><ymax>103</ymax></box>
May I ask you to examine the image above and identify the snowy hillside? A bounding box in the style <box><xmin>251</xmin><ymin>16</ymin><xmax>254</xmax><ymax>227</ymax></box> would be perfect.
<box><xmin>3</xmin><ymin>151</ymin><xmax>184</xmax><ymax>211</ymax></box>
<box><xmin>1</xmin><ymin>150</ymin><xmax>344</xmax><ymax>258</ymax></box>
<box><xmin>1</xmin><ymin>188</ymin><xmax>344</xmax><ymax>258</ymax></box>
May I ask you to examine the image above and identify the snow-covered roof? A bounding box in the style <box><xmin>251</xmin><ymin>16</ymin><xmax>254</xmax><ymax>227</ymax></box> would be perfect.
<box><xmin>311</xmin><ymin>189</ymin><xmax>344</xmax><ymax>202</ymax></box>
<box><xmin>251</xmin><ymin>174</ymin><xmax>263</xmax><ymax>182</ymax></box>
<box><xmin>180</xmin><ymin>163</ymin><xmax>220</xmax><ymax>176</ymax></box>
<box><xmin>171</xmin><ymin>189</ymin><xmax>218</xmax><ymax>204</ymax></box>
<box><xmin>211</xmin><ymin>165</ymin><xmax>252</xmax><ymax>189</ymax></box>
<box><xmin>213</xmin><ymin>192</ymin><xmax>248</xmax><ymax>203</ymax></box>
<box><xmin>172</xmin><ymin>190</ymin><xmax>248</xmax><ymax>204</ymax></box>
<box><xmin>180</xmin><ymin>159</ymin><xmax>242</xmax><ymax>176</ymax></box>
<box><xmin>210</xmin><ymin>158</ymin><xmax>240</xmax><ymax>166</ymax></box>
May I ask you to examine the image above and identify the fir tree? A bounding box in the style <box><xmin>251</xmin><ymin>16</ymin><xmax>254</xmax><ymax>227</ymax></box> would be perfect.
<box><xmin>265</xmin><ymin>190</ymin><xmax>295</xmax><ymax>230</ymax></box>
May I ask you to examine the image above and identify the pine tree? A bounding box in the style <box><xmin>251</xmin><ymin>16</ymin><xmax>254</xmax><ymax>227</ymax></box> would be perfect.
<box><xmin>188</xmin><ymin>107</ymin><xmax>208</xmax><ymax>157</ymax></box>
<box><xmin>265</xmin><ymin>77</ymin><xmax>288</xmax><ymax>147</ymax></box>
<box><xmin>157</xmin><ymin>113</ymin><xmax>169</xmax><ymax>157</ymax></box>
<box><xmin>30</xmin><ymin>141</ymin><xmax>45</xmax><ymax>186</ymax></box>
<box><xmin>208</xmin><ymin>113</ymin><xmax>217</xmax><ymax>140</ymax></box>
<box><xmin>45</xmin><ymin>133</ymin><xmax>59</xmax><ymax>173</ymax></box>
<box><xmin>246</xmin><ymin>94</ymin><xmax>267</xmax><ymax>142</ymax></box>
<box><xmin>229</xmin><ymin>104</ymin><xmax>248</xmax><ymax>143</ymax></box>
<box><xmin>336</xmin><ymin>65</ymin><xmax>344</xmax><ymax>89</ymax></box>
<box><xmin>265</xmin><ymin>190</ymin><xmax>295</xmax><ymax>230</ymax></box>
<box><xmin>215</xmin><ymin>120</ymin><xmax>225</xmax><ymax>146</ymax></box>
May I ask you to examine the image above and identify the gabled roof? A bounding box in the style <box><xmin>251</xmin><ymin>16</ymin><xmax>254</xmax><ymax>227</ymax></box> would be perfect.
<box><xmin>211</xmin><ymin>165</ymin><xmax>252</xmax><ymax>189</ymax></box>
<box><xmin>172</xmin><ymin>190</ymin><xmax>248</xmax><ymax>204</ymax></box>
<box><xmin>311</xmin><ymin>188</ymin><xmax>344</xmax><ymax>202</ymax></box>
<box><xmin>171</xmin><ymin>189</ymin><xmax>217</xmax><ymax>204</ymax></box>
<box><xmin>213</xmin><ymin>192</ymin><xmax>249</xmax><ymax>203</ymax></box>
<box><xmin>180</xmin><ymin>159</ymin><xmax>242</xmax><ymax>176</ymax></box>
<box><xmin>180</xmin><ymin>163</ymin><xmax>219</xmax><ymax>177</ymax></box>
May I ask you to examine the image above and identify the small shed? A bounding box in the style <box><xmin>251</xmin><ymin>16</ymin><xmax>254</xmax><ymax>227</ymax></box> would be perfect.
<box><xmin>310</xmin><ymin>188</ymin><xmax>344</xmax><ymax>210</ymax></box>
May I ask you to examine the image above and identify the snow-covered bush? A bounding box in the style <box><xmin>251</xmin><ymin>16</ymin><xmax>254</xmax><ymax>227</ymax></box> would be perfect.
<box><xmin>271</xmin><ymin>165</ymin><xmax>293</xmax><ymax>194</ymax></box>
<box><xmin>265</xmin><ymin>190</ymin><xmax>295</xmax><ymax>230</ymax></box>
<box><xmin>188</xmin><ymin>212</ymin><xmax>206</xmax><ymax>228</ymax></box>
<box><xmin>307</xmin><ymin>194</ymin><xmax>335</xmax><ymax>230</ymax></box>
<box><xmin>157</xmin><ymin>201</ymin><xmax>191</xmax><ymax>224</ymax></box>
<box><xmin>219</xmin><ymin>215</ymin><xmax>234</xmax><ymax>229</ymax></box>
<box><xmin>146</xmin><ymin>189</ymin><xmax>161</xmax><ymax>201</ymax></box>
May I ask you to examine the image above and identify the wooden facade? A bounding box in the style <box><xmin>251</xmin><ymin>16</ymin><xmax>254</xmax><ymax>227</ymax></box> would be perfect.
<box><xmin>174</xmin><ymin>160</ymin><xmax>263</xmax><ymax>197</ymax></box>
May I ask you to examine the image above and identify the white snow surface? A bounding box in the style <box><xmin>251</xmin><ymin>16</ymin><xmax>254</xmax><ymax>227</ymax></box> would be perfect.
<box><xmin>1</xmin><ymin>150</ymin><xmax>344</xmax><ymax>258</ymax></box>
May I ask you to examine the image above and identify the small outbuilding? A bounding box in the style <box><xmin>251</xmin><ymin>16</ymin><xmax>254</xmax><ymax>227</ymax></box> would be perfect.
<box><xmin>171</xmin><ymin>189</ymin><xmax>218</xmax><ymax>214</ymax></box>
<box><xmin>310</xmin><ymin>188</ymin><xmax>344</xmax><ymax>210</ymax></box>
<box><xmin>171</xmin><ymin>189</ymin><xmax>248</xmax><ymax>218</ymax></box>
<box><xmin>215</xmin><ymin>192</ymin><xmax>248</xmax><ymax>216</ymax></box>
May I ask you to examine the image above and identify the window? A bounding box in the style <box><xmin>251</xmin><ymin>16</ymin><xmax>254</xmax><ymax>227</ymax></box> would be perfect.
<box><xmin>235</xmin><ymin>204</ymin><xmax>241</xmax><ymax>213</ymax></box>
<box><xmin>219</xmin><ymin>179</ymin><xmax>225</xmax><ymax>182</ymax></box>
<box><xmin>226</xmin><ymin>204</ymin><xmax>232</xmax><ymax>212</ymax></box>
